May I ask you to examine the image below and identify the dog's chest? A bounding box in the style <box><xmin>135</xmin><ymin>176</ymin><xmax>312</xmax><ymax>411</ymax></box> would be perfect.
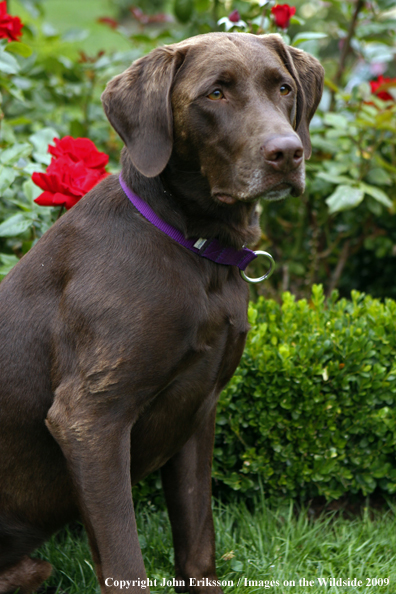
<box><xmin>127</xmin><ymin>278</ymin><xmax>249</xmax><ymax>482</ymax></box>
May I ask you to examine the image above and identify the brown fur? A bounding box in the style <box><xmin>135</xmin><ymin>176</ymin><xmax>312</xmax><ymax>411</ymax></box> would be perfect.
<box><xmin>0</xmin><ymin>557</ymin><xmax>52</xmax><ymax>594</ymax></box>
<box><xmin>0</xmin><ymin>33</ymin><xmax>323</xmax><ymax>593</ymax></box>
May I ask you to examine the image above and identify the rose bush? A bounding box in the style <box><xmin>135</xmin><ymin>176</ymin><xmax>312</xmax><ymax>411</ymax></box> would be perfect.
<box><xmin>1</xmin><ymin>0</ymin><xmax>396</xmax><ymax>300</ymax></box>
<box><xmin>32</xmin><ymin>137</ymin><xmax>109</xmax><ymax>210</ymax></box>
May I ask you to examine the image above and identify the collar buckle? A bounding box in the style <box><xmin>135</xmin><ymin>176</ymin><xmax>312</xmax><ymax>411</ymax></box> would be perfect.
<box><xmin>239</xmin><ymin>251</ymin><xmax>275</xmax><ymax>284</ymax></box>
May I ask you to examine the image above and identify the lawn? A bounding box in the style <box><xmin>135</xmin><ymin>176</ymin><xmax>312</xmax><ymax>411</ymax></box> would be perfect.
<box><xmin>37</xmin><ymin>499</ymin><xmax>396</xmax><ymax>594</ymax></box>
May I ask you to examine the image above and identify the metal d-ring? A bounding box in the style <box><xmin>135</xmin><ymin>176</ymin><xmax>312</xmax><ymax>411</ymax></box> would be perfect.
<box><xmin>240</xmin><ymin>251</ymin><xmax>275</xmax><ymax>284</ymax></box>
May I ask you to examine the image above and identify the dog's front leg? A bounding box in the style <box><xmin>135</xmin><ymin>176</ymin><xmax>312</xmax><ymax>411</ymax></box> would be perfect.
<box><xmin>46</xmin><ymin>382</ymin><xmax>148</xmax><ymax>594</ymax></box>
<box><xmin>161</xmin><ymin>405</ymin><xmax>222</xmax><ymax>594</ymax></box>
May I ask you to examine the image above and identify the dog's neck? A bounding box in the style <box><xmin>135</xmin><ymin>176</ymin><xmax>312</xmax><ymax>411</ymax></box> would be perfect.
<box><xmin>120</xmin><ymin>149</ymin><xmax>261</xmax><ymax>250</ymax></box>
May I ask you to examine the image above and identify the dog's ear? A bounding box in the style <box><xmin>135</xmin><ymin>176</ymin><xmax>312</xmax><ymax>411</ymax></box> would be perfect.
<box><xmin>285</xmin><ymin>45</ymin><xmax>324</xmax><ymax>159</ymax></box>
<box><xmin>101</xmin><ymin>47</ymin><xmax>186</xmax><ymax>177</ymax></box>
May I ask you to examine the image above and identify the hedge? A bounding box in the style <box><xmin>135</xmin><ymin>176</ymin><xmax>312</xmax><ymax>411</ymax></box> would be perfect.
<box><xmin>213</xmin><ymin>285</ymin><xmax>396</xmax><ymax>501</ymax></box>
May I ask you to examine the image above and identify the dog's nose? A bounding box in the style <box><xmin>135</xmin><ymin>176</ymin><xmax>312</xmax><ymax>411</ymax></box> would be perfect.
<box><xmin>261</xmin><ymin>135</ymin><xmax>304</xmax><ymax>172</ymax></box>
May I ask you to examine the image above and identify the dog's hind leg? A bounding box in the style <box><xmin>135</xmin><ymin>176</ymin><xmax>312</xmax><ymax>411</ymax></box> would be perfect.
<box><xmin>161</xmin><ymin>405</ymin><xmax>222</xmax><ymax>594</ymax></box>
<box><xmin>0</xmin><ymin>515</ymin><xmax>52</xmax><ymax>594</ymax></box>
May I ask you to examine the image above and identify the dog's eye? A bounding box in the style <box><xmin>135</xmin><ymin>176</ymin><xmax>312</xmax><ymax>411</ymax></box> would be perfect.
<box><xmin>280</xmin><ymin>84</ymin><xmax>292</xmax><ymax>96</ymax></box>
<box><xmin>207</xmin><ymin>89</ymin><xmax>224</xmax><ymax>101</ymax></box>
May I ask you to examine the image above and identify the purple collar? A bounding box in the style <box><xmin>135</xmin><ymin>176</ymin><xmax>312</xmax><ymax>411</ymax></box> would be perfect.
<box><xmin>119</xmin><ymin>174</ymin><xmax>258</xmax><ymax>272</ymax></box>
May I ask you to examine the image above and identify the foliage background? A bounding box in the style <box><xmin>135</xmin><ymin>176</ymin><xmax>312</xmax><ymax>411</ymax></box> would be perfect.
<box><xmin>1</xmin><ymin>0</ymin><xmax>396</xmax><ymax>503</ymax></box>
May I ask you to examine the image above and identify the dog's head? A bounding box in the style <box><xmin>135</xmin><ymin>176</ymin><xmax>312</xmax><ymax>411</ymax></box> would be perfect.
<box><xmin>102</xmin><ymin>32</ymin><xmax>324</xmax><ymax>206</ymax></box>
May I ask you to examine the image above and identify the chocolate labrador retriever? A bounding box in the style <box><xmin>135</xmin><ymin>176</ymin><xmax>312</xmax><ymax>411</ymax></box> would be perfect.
<box><xmin>0</xmin><ymin>32</ymin><xmax>323</xmax><ymax>594</ymax></box>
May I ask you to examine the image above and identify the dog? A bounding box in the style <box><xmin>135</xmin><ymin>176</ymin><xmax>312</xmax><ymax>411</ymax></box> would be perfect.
<box><xmin>0</xmin><ymin>32</ymin><xmax>323</xmax><ymax>594</ymax></box>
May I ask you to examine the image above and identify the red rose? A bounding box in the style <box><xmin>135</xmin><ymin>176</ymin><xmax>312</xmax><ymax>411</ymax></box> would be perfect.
<box><xmin>271</xmin><ymin>4</ymin><xmax>296</xmax><ymax>29</ymax></box>
<box><xmin>97</xmin><ymin>16</ymin><xmax>119</xmax><ymax>30</ymax></box>
<box><xmin>48</xmin><ymin>136</ymin><xmax>109</xmax><ymax>170</ymax></box>
<box><xmin>33</xmin><ymin>137</ymin><xmax>110</xmax><ymax>210</ymax></box>
<box><xmin>0</xmin><ymin>1</ymin><xmax>23</xmax><ymax>41</ymax></box>
<box><xmin>228</xmin><ymin>10</ymin><xmax>241</xmax><ymax>23</ymax></box>
<box><xmin>369</xmin><ymin>75</ymin><xmax>395</xmax><ymax>101</ymax></box>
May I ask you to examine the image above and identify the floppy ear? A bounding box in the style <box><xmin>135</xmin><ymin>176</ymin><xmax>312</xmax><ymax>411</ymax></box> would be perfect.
<box><xmin>284</xmin><ymin>45</ymin><xmax>324</xmax><ymax>159</ymax></box>
<box><xmin>101</xmin><ymin>47</ymin><xmax>186</xmax><ymax>177</ymax></box>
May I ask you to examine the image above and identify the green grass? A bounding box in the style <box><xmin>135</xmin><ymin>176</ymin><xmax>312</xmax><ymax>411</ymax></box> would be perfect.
<box><xmin>37</xmin><ymin>499</ymin><xmax>396</xmax><ymax>594</ymax></box>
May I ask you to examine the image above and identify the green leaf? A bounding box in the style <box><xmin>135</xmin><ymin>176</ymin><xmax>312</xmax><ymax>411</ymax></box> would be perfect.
<box><xmin>42</xmin><ymin>22</ymin><xmax>59</xmax><ymax>37</ymax></box>
<box><xmin>230</xmin><ymin>559</ymin><xmax>244</xmax><ymax>572</ymax></box>
<box><xmin>357</xmin><ymin>20</ymin><xmax>396</xmax><ymax>36</ymax></box>
<box><xmin>290</xmin><ymin>16</ymin><xmax>305</xmax><ymax>25</ymax></box>
<box><xmin>0</xmin><ymin>166</ymin><xmax>16</xmax><ymax>193</ymax></box>
<box><xmin>292</xmin><ymin>32</ymin><xmax>328</xmax><ymax>46</ymax></box>
<box><xmin>195</xmin><ymin>0</ymin><xmax>210</xmax><ymax>12</ymax></box>
<box><xmin>326</xmin><ymin>185</ymin><xmax>365</xmax><ymax>214</ymax></box>
<box><xmin>61</xmin><ymin>28</ymin><xmax>89</xmax><ymax>42</ymax></box>
<box><xmin>0</xmin><ymin>143</ymin><xmax>32</xmax><ymax>166</ymax></box>
<box><xmin>375</xmin><ymin>155</ymin><xmax>396</xmax><ymax>174</ymax></box>
<box><xmin>0</xmin><ymin>253</ymin><xmax>19</xmax><ymax>277</ymax></box>
<box><xmin>8</xmin><ymin>86</ymin><xmax>26</xmax><ymax>103</ymax></box>
<box><xmin>69</xmin><ymin>119</ymin><xmax>86</xmax><ymax>138</ymax></box>
<box><xmin>323</xmin><ymin>113</ymin><xmax>349</xmax><ymax>129</ymax></box>
<box><xmin>366</xmin><ymin>196</ymin><xmax>382</xmax><ymax>216</ymax></box>
<box><xmin>23</xmin><ymin>179</ymin><xmax>42</xmax><ymax>205</ymax></box>
<box><xmin>174</xmin><ymin>0</ymin><xmax>194</xmax><ymax>22</ymax></box>
<box><xmin>17</xmin><ymin>0</ymin><xmax>43</xmax><ymax>18</ymax></box>
<box><xmin>317</xmin><ymin>172</ymin><xmax>354</xmax><ymax>185</ymax></box>
<box><xmin>0</xmin><ymin>49</ymin><xmax>20</xmax><ymax>74</ymax></box>
<box><xmin>7</xmin><ymin>116</ymin><xmax>32</xmax><ymax>126</ymax></box>
<box><xmin>359</xmin><ymin>183</ymin><xmax>393</xmax><ymax>208</ymax></box>
<box><xmin>248</xmin><ymin>304</ymin><xmax>258</xmax><ymax>326</ymax></box>
<box><xmin>366</xmin><ymin>168</ymin><xmax>392</xmax><ymax>186</ymax></box>
<box><xmin>5</xmin><ymin>42</ymin><xmax>33</xmax><ymax>58</ymax></box>
<box><xmin>129</xmin><ymin>34</ymin><xmax>154</xmax><ymax>43</ymax></box>
<box><xmin>0</xmin><ymin>214</ymin><xmax>32</xmax><ymax>237</ymax></box>
<box><xmin>29</xmin><ymin>127</ymin><xmax>59</xmax><ymax>165</ymax></box>
<box><xmin>324</xmin><ymin>77</ymin><xmax>340</xmax><ymax>93</ymax></box>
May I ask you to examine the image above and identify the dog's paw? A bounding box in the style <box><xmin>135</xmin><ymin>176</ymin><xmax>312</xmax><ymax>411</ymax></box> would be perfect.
<box><xmin>0</xmin><ymin>556</ymin><xmax>52</xmax><ymax>594</ymax></box>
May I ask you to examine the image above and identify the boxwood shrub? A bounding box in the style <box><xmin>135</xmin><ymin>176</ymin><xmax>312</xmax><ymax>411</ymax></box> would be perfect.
<box><xmin>213</xmin><ymin>285</ymin><xmax>396</xmax><ymax>501</ymax></box>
